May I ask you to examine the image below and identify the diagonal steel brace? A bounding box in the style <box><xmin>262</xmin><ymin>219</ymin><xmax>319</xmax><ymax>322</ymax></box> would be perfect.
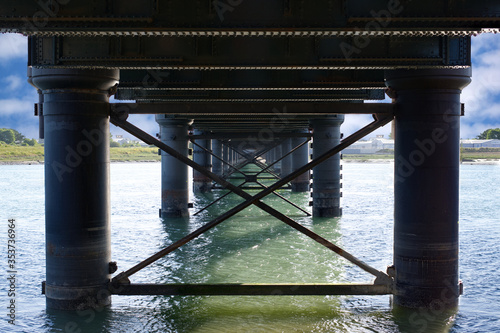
<box><xmin>194</xmin><ymin>181</ymin><xmax>247</xmax><ymax>216</ymax></box>
<box><xmin>110</xmin><ymin>113</ymin><xmax>394</xmax><ymax>287</ymax></box>
<box><xmin>190</xmin><ymin>139</ymin><xmax>247</xmax><ymax>177</ymax></box>
<box><xmin>227</xmin><ymin>140</ymin><xmax>283</xmax><ymax>178</ymax></box>
<box><xmin>255</xmin><ymin>137</ymin><xmax>310</xmax><ymax>177</ymax></box>
<box><xmin>255</xmin><ymin>180</ymin><xmax>311</xmax><ymax>216</ymax></box>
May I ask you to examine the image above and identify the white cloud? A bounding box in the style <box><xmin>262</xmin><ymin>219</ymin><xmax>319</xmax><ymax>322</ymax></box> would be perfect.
<box><xmin>0</xmin><ymin>98</ymin><xmax>33</xmax><ymax>117</ymax></box>
<box><xmin>471</xmin><ymin>33</ymin><xmax>500</xmax><ymax>57</ymax></box>
<box><xmin>461</xmin><ymin>121</ymin><xmax>500</xmax><ymax>139</ymax></box>
<box><xmin>461</xmin><ymin>34</ymin><xmax>500</xmax><ymax>136</ymax></box>
<box><xmin>0</xmin><ymin>34</ymin><xmax>27</xmax><ymax>60</ymax></box>
<box><xmin>340</xmin><ymin>34</ymin><xmax>500</xmax><ymax>139</ymax></box>
<box><xmin>4</xmin><ymin>75</ymin><xmax>23</xmax><ymax>91</ymax></box>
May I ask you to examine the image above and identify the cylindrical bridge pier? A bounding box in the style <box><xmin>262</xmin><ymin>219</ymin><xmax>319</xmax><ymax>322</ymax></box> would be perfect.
<box><xmin>386</xmin><ymin>68</ymin><xmax>471</xmax><ymax>308</ymax></box>
<box><xmin>30</xmin><ymin>68</ymin><xmax>119</xmax><ymax>310</ymax></box>
<box><xmin>291</xmin><ymin>129</ymin><xmax>310</xmax><ymax>192</ymax></box>
<box><xmin>310</xmin><ymin>115</ymin><xmax>344</xmax><ymax>217</ymax></box>
<box><xmin>192</xmin><ymin>129</ymin><xmax>212</xmax><ymax>193</ymax></box>
<box><xmin>156</xmin><ymin>116</ymin><xmax>191</xmax><ymax>218</ymax></box>
<box><xmin>281</xmin><ymin>138</ymin><xmax>293</xmax><ymax>178</ymax></box>
<box><xmin>212</xmin><ymin>139</ymin><xmax>223</xmax><ymax>177</ymax></box>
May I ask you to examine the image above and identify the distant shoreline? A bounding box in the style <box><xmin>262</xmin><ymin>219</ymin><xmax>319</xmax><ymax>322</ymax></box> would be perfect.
<box><xmin>342</xmin><ymin>159</ymin><xmax>499</xmax><ymax>165</ymax></box>
<box><xmin>0</xmin><ymin>160</ymin><xmax>161</xmax><ymax>165</ymax></box>
<box><xmin>2</xmin><ymin>159</ymin><xmax>499</xmax><ymax>166</ymax></box>
<box><xmin>2</xmin><ymin>145</ymin><xmax>499</xmax><ymax>165</ymax></box>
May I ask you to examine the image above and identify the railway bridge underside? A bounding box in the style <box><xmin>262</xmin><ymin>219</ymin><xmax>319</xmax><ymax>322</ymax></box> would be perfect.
<box><xmin>1</xmin><ymin>0</ymin><xmax>499</xmax><ymax>311</ymax></box>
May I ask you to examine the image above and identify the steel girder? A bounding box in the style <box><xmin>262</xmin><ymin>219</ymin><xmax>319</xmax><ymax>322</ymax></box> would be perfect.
<box><xmin>118</xmin><ymin>69</ymin><xmax>387</xmax><ymax>90</ymax></box>
<box><xmin>110</xmin><ymin>102</ymin><xmax>395</xmax><ymax>116</ymax></box>
<box><xmin>28</xmin><ymin>35</ymin><xmax>470</xmax><ymax>70</ymax></box>
<box><xmin>115</xmin><ymin>88</ymin><xmax>385</xmax><ymax>101</ymax></box>
<box><xmin>1</xmin><ymin>0</ymin><xmax>499</xmax><ymax>36</ymax></box>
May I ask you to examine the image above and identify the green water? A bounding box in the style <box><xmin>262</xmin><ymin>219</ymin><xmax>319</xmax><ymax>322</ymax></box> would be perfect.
<box><xmin>2</xmin><ymin>162</ymin><xmax>498</xmax><ymax>332</ymax></box>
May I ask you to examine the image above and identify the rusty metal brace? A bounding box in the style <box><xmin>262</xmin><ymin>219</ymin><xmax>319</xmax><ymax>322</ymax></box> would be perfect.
<box><xmin>110</xmin><ymin>111</ymin><xmax>394</xmax><ymax>289</ymax></box>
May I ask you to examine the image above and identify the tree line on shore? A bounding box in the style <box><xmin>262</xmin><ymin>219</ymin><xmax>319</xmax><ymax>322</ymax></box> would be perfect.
<box><xmin>0</xmin><ymin>128</ymin><xmax>143</xmax><ymax>148</ymax></box>
<box><xmin>476</xmin><ymin>128</ymin><xmax>500</xmax><ymax>140</ymax></box>
<box><xmin>0</xmin><ymin>128</ymin><xmax>38</xmax><ymax>146</ymax></box>
<box><xmin>2</xmin><ymin>127</ymin><xmax>499</xmax><ymax>147</ymax></box>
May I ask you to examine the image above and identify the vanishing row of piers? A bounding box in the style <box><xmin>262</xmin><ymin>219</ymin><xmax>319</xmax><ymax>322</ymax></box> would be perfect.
<box><xmin>29</xmin><ymin>67</ymin><xmax>470</xmax><ymax>311</ymax></box>
<box><xmin>157</xmin><ymin>114</ymin><xmax>343</xmax><ymax>218</ymax></box>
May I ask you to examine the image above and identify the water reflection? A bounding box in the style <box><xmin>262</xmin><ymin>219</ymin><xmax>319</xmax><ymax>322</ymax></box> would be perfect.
<box><xmin>141</xmin><ymin>177</ymin><xmax>351</xmax><ymax>332</ymax></box>
<box><xmin>392</xmin><ymin>305</ymin><xmax>457</xmax><ymax>333</ymax></box>
<box><xmin>45</xmin><ymin>307</ymin><xmax>113</xmax><ymax>333</ymax></box>
<box><xmin>2</xmin><ymin>163</ymin><xmax>496</xmax><ymax>332</ymax></box>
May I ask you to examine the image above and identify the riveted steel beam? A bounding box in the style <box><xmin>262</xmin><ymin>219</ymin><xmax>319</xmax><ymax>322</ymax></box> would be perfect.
<box><xmin>28</xmin><ymin>35</ymin><xmax>470</xmax><ymax>69</ymax></box>
<box><xmin>1</xmin><ymin>0</ymin><xmax>499</xmax><ymax>36</ymax></box>
<box><xmin>189</xmin><ymin>133</ymin><xmax>310</xmax><ymax>139</ymax></box>
<box><xmin>118</xmin><ymin>69</ymin><xmax>387</xmax><ymax>90</ymax></box>
<box><xmin>111</xmin><ymin>102</ymin><xmax>395</xmax><ymax>116</ymax></box>
<box><xmin>115</xmin><ymin>88</ymin><xmax>385</xmax><ymax>101</ymax></box>
<box><xmin>190</xmin><ymin>123</ymin><xmax>310</xmax><ymax>133</ymax></box>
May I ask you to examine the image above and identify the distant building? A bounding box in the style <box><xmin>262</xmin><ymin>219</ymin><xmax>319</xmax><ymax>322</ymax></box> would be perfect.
<box><xmin>460</xmin><ymin>139</ymin><xmax>500</xmax><ymax>148</ymax></box>
<box><xmin>132</xmin><ymin>140</ymin><xmax>150</xmax><ymax>147</ymax></box>
<box><xmin>342</xmin><ymin>138</ymin><xmax>500</xmax><ymax>154</ymax></box>
<box><xmin>343</xmin><ymin>136</ymin><xmax>394</xmax><ymax>154</ymax></box>
<box><xmin>112</xmin><ymin>134</ymin><xmax>130</xmax><ymax>144</ymax></box>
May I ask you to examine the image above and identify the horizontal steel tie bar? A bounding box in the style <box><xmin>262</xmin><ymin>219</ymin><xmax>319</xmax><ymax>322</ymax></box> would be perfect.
<box><xmin>110</xmin><ymin>113</ymin><xmax>394</xmax><ymax>286</ymax></box>
<box><xmin>111</xmin><ymin>102</ymin><xmax>395</xmax><ymax>115</ymax></box>
<box><xmin>255</xmin><ymin>180</ymin><xmax>311</xmax><ymax>217</ymax></box>
<box><xmin>189</xmin><ymin>132</ymin><xmax>312</xmax><ymax>140</ymax></box>
<box><xmin>213</xmin><ymin>186</ymin><xmax>291</xmax><ymax>190</ymax></box>
<box><xmin>110</xmin><ymin>283</ymin><xmax>393</xmax><ymax>296</ymax></box>
<box><xmin>228</xmin><ymin>177</ymin><xmax>278</xmax><ymax>180</ymax></box>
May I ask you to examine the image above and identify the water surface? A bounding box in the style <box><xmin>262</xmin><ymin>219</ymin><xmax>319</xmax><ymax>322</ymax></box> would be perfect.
<box><xmin>0</xmin><ymin>162</ymin><xmax>498</xmax><ymax>332</ymax></box>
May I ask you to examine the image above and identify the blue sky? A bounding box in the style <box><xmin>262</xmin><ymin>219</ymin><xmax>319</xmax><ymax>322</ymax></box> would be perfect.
<box><xmin>0</xmin><ymin>33</ymin><xmax>499</xmax><ymax>140</ymax></box>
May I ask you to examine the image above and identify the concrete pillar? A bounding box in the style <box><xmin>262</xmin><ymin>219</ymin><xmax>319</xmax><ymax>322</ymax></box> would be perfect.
<box><xmin>291</xmin><ymin>130</ymin><xmax>310</xmax><ymax>192</ymax></box>
<box><xmin>156</xmin><ymin>116</ymin><xmax>191</xmax><ymax>218</ymax></box>
<box><xmin>385</xmin><ymin>68</ymin><xmax>471</xmax><ymax>308</ymax></box>
<box><xmin>310</xmin><ymin>115</ymin><xmax>344</xmax><ymax>217</ymax></box>
<box><xmin>212</xmin><ymin>139</ymin><xmax>223</xmax><ymax>176</ymax></box>
<box><xmin>281</xmin><ymin>138</ymin><xmax>292</xmax><ymax>177</ymax></box>
<box><xmin>30</xmin><ymin>68</ymin><xmax>119</xmax><ymax>310</ymax></box>
<box><xmin>193</xmin><ymin>129</ymin><xmax>212</xmax><ymax>192</ymax></box>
